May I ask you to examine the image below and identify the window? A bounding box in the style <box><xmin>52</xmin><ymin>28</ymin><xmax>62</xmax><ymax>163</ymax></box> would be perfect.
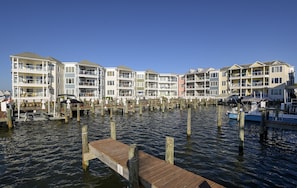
<box><xmin>137</xmin><ymin>74</ymin><xmax>144</xmax><ymax>79</ymax></box>
<box><xmin>271</xmin><ymin>77</ymin><xmax>282</xmax><ymax>84</ymax></box>
<box><xmin>107</xmin><ymin>71</ymin><xmax>115</xmax><ymax>76</ymax></box>
<box><xmin>210</xmin><ymin>73</ymin><xmax>218</xmax><ymax>78</ymax></box>
<box><xmin>222</xmin><ymin>81</ymin><xmax>226</xmax><ymax>86</ymax></box>
<box><xmin>107</xmin><ymin>81</ymin><xmax>114</xmax><ymax>85</ymax></box>
<box><xmin>210</xmin><ymin>81</ymin><xmax>218</xmax><ymax>86</ymax></box>
<box><xmin>107</xmin><ymin>90</ymin><xmax>114</xmax><ymax>95</ymax></box>
<box><xmin>66</xmin><ymin>67</ymin><xmax>75</xmax><ymax>72</ymax></box>
<box><xmin>66</xmin><ymin>78</ymin><xmax>74</xmax><ymax>84</ymax></box>
<box><xmin>272</xmin><ymin>66</ymin><xmax>282</xmax><ymax>73</ymax></box>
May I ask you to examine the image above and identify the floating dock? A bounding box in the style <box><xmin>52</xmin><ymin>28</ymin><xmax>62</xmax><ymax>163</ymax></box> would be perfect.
<box><xmin>84</xmin><ymin>138</ymin><xmax>224</xmax><ymax>188</ymax></box>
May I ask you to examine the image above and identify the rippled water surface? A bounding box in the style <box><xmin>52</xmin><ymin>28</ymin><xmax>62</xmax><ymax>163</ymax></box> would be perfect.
<box><xmin>1</xmin><ymin>106</ymin><xmax>297</xmax><ymax>187</ymax></box>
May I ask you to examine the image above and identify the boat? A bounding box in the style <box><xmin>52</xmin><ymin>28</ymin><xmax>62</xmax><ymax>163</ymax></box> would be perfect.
<box><xmin>15</xmin><ymin>111</ymin><xmax>50</xmax><ymax>122</ymax></box>
<box><xmin>227</xmin><ymin>98</ymin><xmax>297</xmax><ymax>124</ymax></box>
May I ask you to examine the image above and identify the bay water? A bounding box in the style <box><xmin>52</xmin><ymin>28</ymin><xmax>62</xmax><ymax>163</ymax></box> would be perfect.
<box><xmin>0</xmin><ymin>106</ymin><xmax>296</xmax><ymax>187</ymax></box>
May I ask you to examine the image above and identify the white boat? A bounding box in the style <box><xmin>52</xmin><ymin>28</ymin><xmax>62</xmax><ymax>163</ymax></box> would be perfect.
<box><xmin>227</xmin><ymin>100</ymin><xmax>297</xmax><ymax>124</ymax></box>
<box><xmin>15</xmin><ymin>111</ymin><xmax>49</xmax><ymax>122</ymax></box>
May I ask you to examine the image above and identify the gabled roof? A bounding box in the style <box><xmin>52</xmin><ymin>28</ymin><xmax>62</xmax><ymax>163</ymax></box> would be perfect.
<box><xmin>48</xmin><ymin>56</ymin><xmax>62</xmax><ymax>63</ymax></box>
<box><xmin>145</xmin><ymin>69</ymin><xmax>158</xmax><ymax>74</ymax></box>
<box><xmin>117</xmin><ymin>65</ymin><xmax>132</xmax><ymax>71</ymax></box>
<box><xmin>12</xmin><ymin>52</ymin><xmax>45</xmax><ymax>59</ymax></box>
<box><xmin>78</xmin><ymin>60</ymin><xmax>99</xmax><ymax>66</ymax></box>
<box><xmin>249</xmin><ymin>61</ymin><xmax>265</xmax><ymax>68</ymax></box>
<box><xmin>228</xmin><ymin>64</ymin><xmax>242</xmax><ymax>70</ymax></box>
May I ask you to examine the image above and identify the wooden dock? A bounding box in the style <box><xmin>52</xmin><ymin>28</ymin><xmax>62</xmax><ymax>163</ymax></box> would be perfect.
<box><xmin>84</xmin><ymin>138</ymin><xmax>224</xmax><ymax>188</ymax></box>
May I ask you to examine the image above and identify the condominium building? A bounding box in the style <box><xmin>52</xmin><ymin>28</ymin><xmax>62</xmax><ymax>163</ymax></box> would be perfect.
<box><xmin>184</xmin><ymin>68</ymin><xmax>216</xmax><ymax>98</ymax></box>
<box><xmin>105</xmin><ymin>66</ymin><xmax>135</xmax><ymax>99</ymax></box>
<box><xmin>11</xmin><ymin>52</ymin><xmax>64</xmax><ymax>116</ymax></box>
<box><xmin>64</xmin><ymin>60</ymin><xmax>105</xmax><ymax>101</ymax></box>
<box><xmin>220</xmin><ymin>61</ymin><xmax>295</xmax><ymax>101</ymax></box>
<box><xmin>10</xmin><ymin>52</ymin><xmax>295</xmax><ymax>103</ymax></box>
<box><xmin>209</xmin><ymin>70</ymin><xmax>220</xmax><ymax>96</ymax></box>
<box><xmin>158</xmin><ymin>73</ymin><xmax>178</xmax><ymax>98</ymax></box>
<box><xmin>178</xmin><ymin>75</ymin><xmax>185</xmax><ymax>98</ymax></box>
<box><xmin>135</xmin><ymin>71</ymin><xmax>145</xmax><ymax>98</ymax></box>
<box><xmin>145</xmin><ymin>70</ymin><xmax>159</xmax><ymax>98</ymax></box>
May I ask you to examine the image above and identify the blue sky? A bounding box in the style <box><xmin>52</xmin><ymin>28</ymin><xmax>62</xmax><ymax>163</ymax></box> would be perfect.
<box><xmin>0</xmin><ymin>0</ymin><xmax>296</xmax><ymax>91</ymax></box>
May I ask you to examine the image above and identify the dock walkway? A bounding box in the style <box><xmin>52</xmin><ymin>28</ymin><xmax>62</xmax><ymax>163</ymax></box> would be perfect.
<box><xmin>86</xmin><ymin>138</ymin><xmax>223</xmax><ymax>188</ymax></box>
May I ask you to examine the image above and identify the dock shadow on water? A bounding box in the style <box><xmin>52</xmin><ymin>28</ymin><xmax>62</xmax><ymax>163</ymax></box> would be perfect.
<box><xmin>1</xmin><ymin>106</ymin><xmax>297</xmax><ymax>187</ymax></box>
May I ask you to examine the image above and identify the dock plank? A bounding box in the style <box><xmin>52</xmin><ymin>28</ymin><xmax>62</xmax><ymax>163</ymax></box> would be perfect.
<box><xmin>88</xmin><ymin>138</ymin><xmax>224</xmax><ymax>188</ymax></box>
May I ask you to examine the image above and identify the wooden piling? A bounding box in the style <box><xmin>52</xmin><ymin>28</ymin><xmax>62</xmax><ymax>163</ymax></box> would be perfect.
<box><xmin>69</xmin><ymin>108</ymin><xmax>73</xmax><ymax>119</ymax></box>
<box><xmin>187</xmin><ymin>107</ymin><xmax>191</xmax><ymax>137</ymax></box>
<box><xmin>82</xmin><ymin>125</ymin><xmax>89</xmax><ymax>170</ymax></box>
<box><xmin>260</xmin><ymin>110</ymin><xmax>267</xmax><ymax>141</ymax></box>
<box><xmin>110</xmin><ymin>107</ymin><xmax>113</xmax><ymax>119</ymax></box>
<box><xmin>110</xmin><ymin>121</ymin><xmax>116</xmax><ymax>140</ymax></box>
<box><xmin>125</xmin><ymin>103</ymin><xmax>128</xmax><ymax>114</ymax></box>
<box><xmin>165</xmin><ymin>136</ymin><xmax>174</xmax><ymax>165</ymax></box>
<box><xmin>7</xmin><ymin>108</ymin><xmax>13</xmax><ymax>129</ymax></box>
<box><xmin>139</xmin><ymin>102</ymin><xmax>142</xmax><ymax>116</ymax></box>
<box><xmin>128</xmin><ymin>144</ymin><xmax>139</xmax><ymax>188</ymax></box>
<box><xmin>64</xmin><ymin>104</ymin><xmax>68</xmax><ymax>123</ymax></box>
<box><xmin>237</xmin><ymin>103</ymin><xmax>240</xmax><ymax>121</ymax></box>
<box><xmin>239</xmin><ymin>111</ymin><xmax>245</xmax><ymax>155</ymax></box>
<box><xmin>77</xmin><ymin>103</ymin><xmax>80</xmax><ymax>122</ymax></box>
<box><xmin>100</xmin><ymin>101</ymin><xmax>104</xmax><ymax>116</ymax></box>
<box><xmin>162</xmin><ymin>102</ymin><xmax>165</xmax><ymax>113</ymax></box>
<box><xmin>92</xmin><ymin>102</ymin><xmax>95</xmax><ymax>114</ymax></box>
<box><xmin>217</xmin><ymin>106</ymin><xmax>222</xmax><ymax>128</ymax></box>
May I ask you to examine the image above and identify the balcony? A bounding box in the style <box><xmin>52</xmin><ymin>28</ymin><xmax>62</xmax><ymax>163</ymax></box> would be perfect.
<box><xmin>79</xmin><ymin>82</ymin><xmax>96</xmax><ymax>87</ymax></box>
<box><xmin>119</xmin><ymin>83</ymin><xmax>132</xmax><ymax>88</ymax></box>
<box><xmin>79</xmin><ymin>70</ymin><xmax>96</xmax><ymax>75</ymax></box>
<box><xmin>15</xmin><ymin>79</ymin><xmax>49</xmax><ymax>87</ymax></box>
<box><xmin>14</xmin><ymin>64</ymin><xmax>48</xmax><ymax>74</ymax></box>
<box><xmin>79</xmin><ymin>93</ymin><xmax>95</xmax><ymax>97</ymax></box>
<box><xmin>119</xmin><ymin>73</ymin><xmax>133</xmax><ymax>79</ymax></box>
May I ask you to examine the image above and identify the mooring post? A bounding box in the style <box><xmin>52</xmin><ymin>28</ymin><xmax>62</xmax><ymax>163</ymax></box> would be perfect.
<box><xmin>139</xmin><ymin>102</ymin><xmax>142</xmax><ymax>116</ymax></box>
<box><xmin>162</xmin><ymin>101</ymin><xmax>165</xmax><ymax>113</ymax></box>
<box><xmin>7</xmin><ymin>108</ymin><xmax>13</xmax><ymax>129</ymax></box>
<box><xmin>217</xmin><ymin>105</ymin><xmax>222</xmax><ymax>128</ymax></box>
<box><xmin>237</xmin><ymin>103</ymin><xmax>241</xmax><ymax>121</ymax></box>
<box><xmin>260</xmin><ymin>110</ymin><xmax>267</xmax><ymax>141</ymax></box>
<box><xmin>187</xmin><ymin>107</ymin><xmax>191</xmax><ymax>137</ymax></box>
<box><xmin>69</xmin><ymin>108</ymin><xmax>73</xmax><ymax>119</ymax></box>
<box><xmin>110</xmin><ymin>107</ymin><xmax>113</xmax><ymax>119</ymax></box>
<box><xmin>125</xmin><ymin>102</ymin><xmax>128</xmax><ymax>114</ymax></box>
<box><xmin>82</xmin><ymin>125</ymin><xmax>89</xmax><ymax>171</ymax></box>
<box><xmin>92</xmin><ymin>101</ymin><xmax>95</xmax><ymax>115</ymax></box>
<box><xmin>63</xmin><ymin>104</ymin><xmax>68</xmax><ymax>123</ymax></box>
<box><xmin>165</xmin><ymin>136</ymin><xmax>174</xmax><ymax>164</ymax></box>
<box><xmin>77</xmin><ymin>103</ymin><xmax>80</xmax><ymax>122</ymax></box>
<box><xmin>128</xmin><ymin>144</ymin><xmax>139</xmax><ymax>188</ymax></box>
<box><xmin>100</xmin><ymin>101</ymin><xmax>104</xmax><ymax>116</ymax></box>
<box><xmin>110</xmin><ymin>121</ymin><xmax>116</xmax><ymax>140</ymax></box>
<box><xmin>239</xmin><ymin>111</ymin><xmax>245</xmax><ymax>155</ymax></box>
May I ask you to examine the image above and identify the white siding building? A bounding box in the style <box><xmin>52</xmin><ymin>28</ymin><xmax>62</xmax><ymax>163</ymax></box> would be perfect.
<box><xmin>158</xmin><ymin>73</ymin><xmax>178</xmax><ymax>98</ymax></box>
<box><xmin>11</xmin><ymin>52</ymin><xmax>64</xmax><ymax>117</ymax></box>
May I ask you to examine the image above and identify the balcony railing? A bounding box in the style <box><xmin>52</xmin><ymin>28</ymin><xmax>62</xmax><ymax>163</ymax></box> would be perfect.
<box><xmin>79</xmin><ymin>70</ymin><xmax>96</xmax><ymax>75</ymax></box>
<box><xmin>79</xmin><ymin>82</ymin><xmax>96</xmax><ymax>86</ymax></box>
<box><xmin>119</xmin><ymin>74</ymin><xmax>132</xmax><ymax>79</ymax></box>
<box><xmin>14</xmin><ymin>65</ymin><xmax>47</xmax><ymax>72</ymax></box>
<box><xmin>17</xmin><ymin>79</ymin><xmax>47</xmax><ymax>84</ymax></box>
<box><xmin>79</xmin><ymin>93</ymin><xmax>95</xmax><ymax>97</ymax></box>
